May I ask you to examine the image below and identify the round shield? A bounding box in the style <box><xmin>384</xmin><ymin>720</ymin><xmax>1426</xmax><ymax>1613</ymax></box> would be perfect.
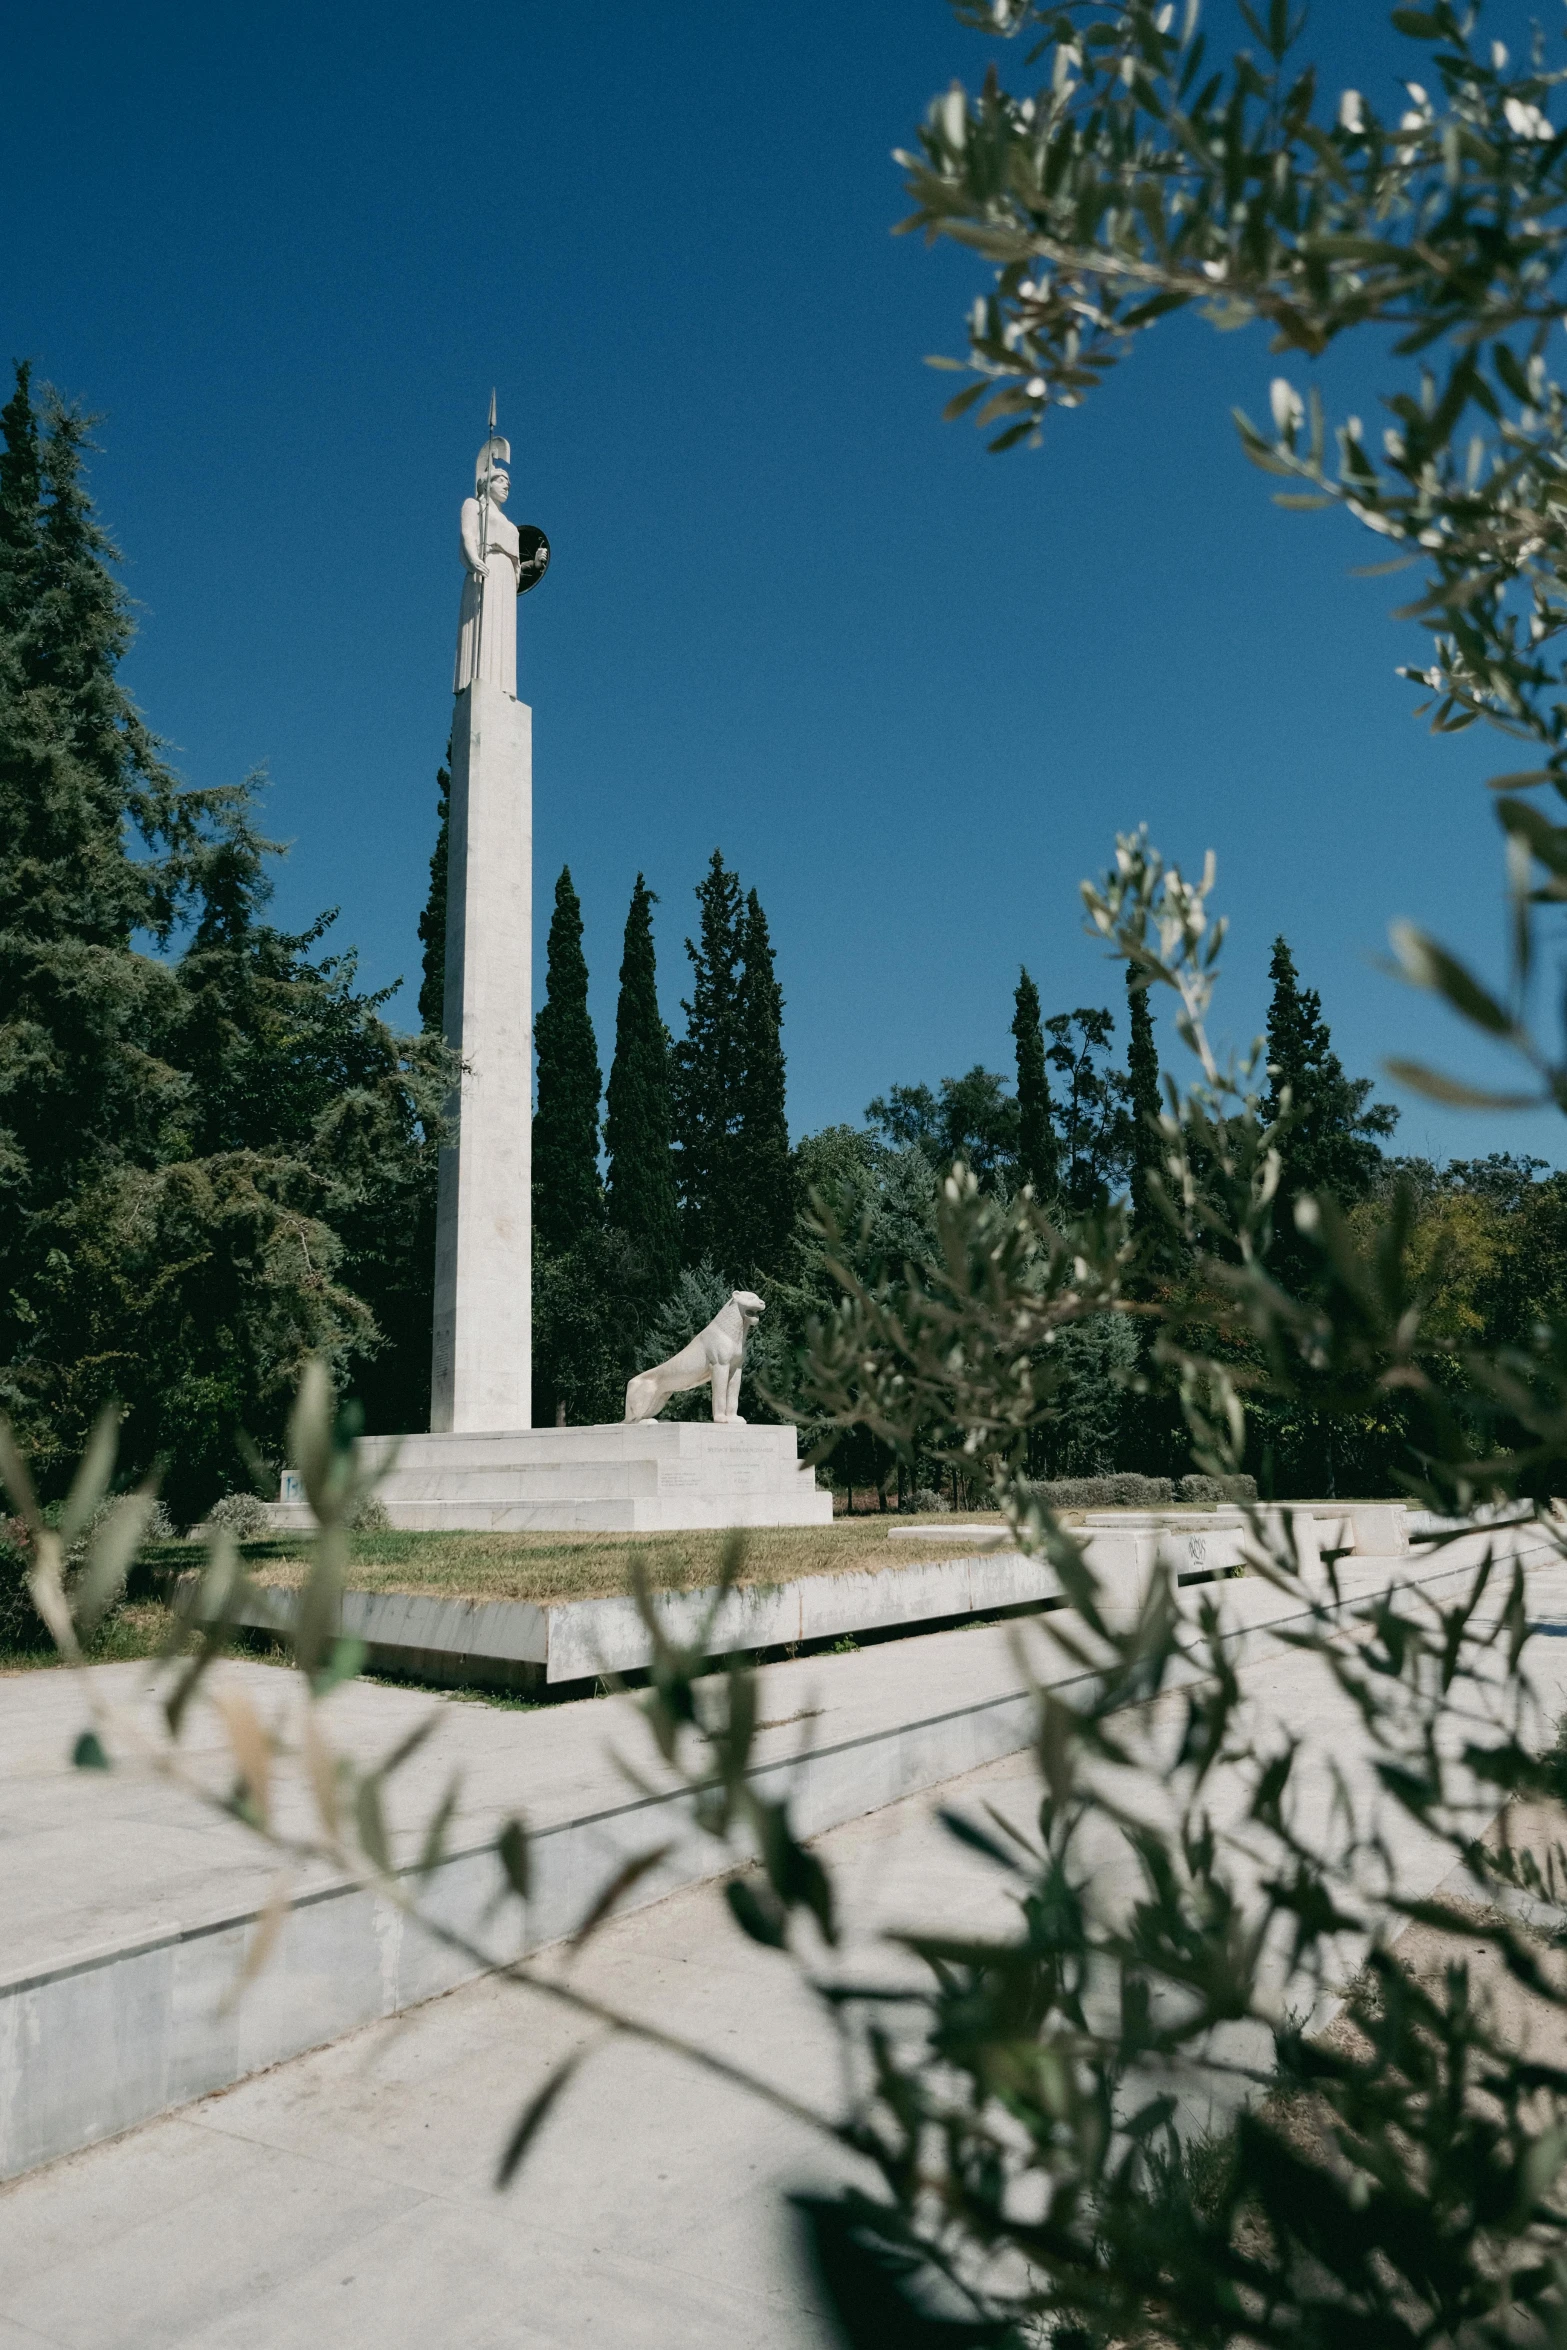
<box><xmin>516</xmin><ymin>525</ymin><xmax>551</xmax><ymax>595</ymax></box>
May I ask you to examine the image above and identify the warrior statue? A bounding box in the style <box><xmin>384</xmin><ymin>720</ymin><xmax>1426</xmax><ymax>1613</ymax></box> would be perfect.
<box><xmin>454</xmin><ymin>395</ymin><xmax>550</xmax><ymax>698</ymax></box>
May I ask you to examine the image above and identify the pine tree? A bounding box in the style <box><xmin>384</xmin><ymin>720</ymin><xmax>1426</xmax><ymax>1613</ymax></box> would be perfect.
<box><xmin>0</xmin><ymin>370</ymin><xmax>183</xmax><ymax>1432</ymax></box>
<box><xmin>1264</xmin><ymin>936</ymin><xmax>1397</xmax><ymax>1283</ymax></box>
<box><xmin>0</xmin><ymin>371</ymin><xmax>450</xmax><ymax>1508</ymax></box>
<box><xmin>533</xmin><ymin>866</ymin><xmax>603</xmax><ymax>1256</ymax></box>
<box><xmin>604</xmin><ymin>874</ymin><xmax>679</xmax><ymax>1302</ymax></box>
<box><xmin>735</xmin><ymin>887</ymin><xmax>795</xmax><ymax>1279</ymax></box>
<box><xmin>1011</xmin><ymin>968</ymin><xmax>1058</xmax><ymax>1199</ymax></box>
<box><xmin>867</xmin><ymin>1070</ymin><xmax>1019</xmax><ymax>1190</ymax></box>
<box><xmin>672</xmin><ymin>849</ymin><xmax>745</xmax><ymax>1273</ymax></box>
<box><xmin>139</xmin><ymin>795</ymin><xmax>442</xmax><ymax>1510</ymax></box>
<box><xmin>1125</xmin><ymin>962</ymin><xmax>1172</xmax><ymax>1284</ymax></box>
<box><xmin>416</xmin><ymin>760</ymin><xmax>449</xmax><ymax>1033</ymax></box>
<box><xmin>0</xmin><ymin>361</ymin><xmax>41</xmax><ymax>640</ymax></box>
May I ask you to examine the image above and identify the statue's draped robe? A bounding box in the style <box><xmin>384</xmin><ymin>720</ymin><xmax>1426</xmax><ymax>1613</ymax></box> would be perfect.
<box><xmin>454</xmin><ymin>494</ymin><xmax>520</xmax><ymax>695</ymax></box>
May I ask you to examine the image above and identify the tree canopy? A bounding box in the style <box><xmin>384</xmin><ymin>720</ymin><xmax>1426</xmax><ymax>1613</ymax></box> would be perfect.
<box><xmin>1011</xmin><ymin>965</ymin><xmax>1058</xmax><ymax>1199</ymax></box>
<box><xmin>532</xmin><ymin>865</ymin><xmax>603</xmax><ymax>1258</ymax></box>
<box><xmin>1265</xmin><ymin>935</ymin><xmax>1398</xmax><ymax>1276</ymax></box>
<box><xmin>0</xmin><ymin>367</ymin><xmax>448</xmax><ymax>1515</ymax></box>
<box><xmin>604</xmin><ymin>872</ymin><xmax>680</xmax><ymax>1304</ymax></box>
<box><xmin>416</xmin><ymin>759</ymin><xmax>448</xmax><ymax>1034</ymax></box>
<box><xmin>672</xmin><ymin>850</ymin><xmax>793</xmax><ymax>1283</ymax></box>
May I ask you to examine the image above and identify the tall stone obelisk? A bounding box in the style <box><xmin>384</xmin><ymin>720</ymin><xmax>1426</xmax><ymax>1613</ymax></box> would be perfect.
<box><xmin>429</xmin><ymin>409</ymin><xmax>549</xmax><ymax>1433</ymax></box>
<box><xmin>331</xmin><ymin>413</ymin><xmax>824</xmax><ymax>1530</ymax></box>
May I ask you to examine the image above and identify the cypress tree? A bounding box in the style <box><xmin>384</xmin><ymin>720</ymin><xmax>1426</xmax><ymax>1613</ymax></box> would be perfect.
<box><xmin>1125</xmin><ymin>962</ymin><xmax>1171</xmax><ymax>1283</ymax></box>
<box><xmin>533</xmin><ymin>866</ymin><xmax>603</xmax><ymax>1255</ymax></box>
<box><xmin>416</xmin><ymin>760</ymin><xmax>449</xmax><ymax>1033</ymax></box>
<box><xmin>672</xmin><ymin>849</ymin><xmax>745</xmax><ymax>1273</ymax></box>
<box><xmin>735</xmin><ymin>887</ymin><xmax>795</xmax><ymax>1278</ymax></box>
<box><xmin>1264</xmin><ymin>936</ymin><xmax>1397</xmax><ymax>1285</ymax></box>
<box><xmin>1011</xmin><ymin>968</ymin><xmax>1058</xmax><ymax>1199</ymax></box>
<box><xmin>605</xmin><ymin>874</ymin><xmax>680</xmax><ymax>1302</ymax></box>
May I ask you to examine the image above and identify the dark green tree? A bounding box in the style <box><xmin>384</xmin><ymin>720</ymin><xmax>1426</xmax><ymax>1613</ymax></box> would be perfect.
<box><xmin>532</xmin><ymin>866</ymin><xmax>603</xmax><ymax>1257</ymax></box>
<box><xmin>1011</xmin><ymin>967</ymin><xmax>1058</xmax><ymax>1199</ymax></box>
<box><xmin>604</xmin><ymin>874</ymin><xmax>680</xmax><ymax>1302</ymax></box>
<box><xmin>734</xmin><ymin>887</ymin><xmax>795</xmax><ymax>1279</ymax></box>
<box><xmin>1045</xmin><ymin>1008</ymin><xmax>1133</xmax><ymax>1212</ymax></box>
<box><xmin>1264</xmin><ymin>936</ymin><xmax>1397</xmax><ymax>1287</ymax></box>
<box><xmin>866</xmin><ymin>1069</ymin><xmax>1020</xmax><ymax>1191</ymax></box>
<box><xmin>1125</xmin><ymin>962</ymin><xmax>1175</xmax><ymax>1285</ymax></box>
<box><xmin>0</xmin><ymin>370</ymin><xmax>185</xmax><ymax>1472</ymax></box>
<box><xmin>672</xmin><ymin>850</ymin><xmax>746</xmax><ymax>1273</ymax></box>
<box><xmin>864</xmin><ymin>1082</ymin><xmax>942</xmax><ymax>1156</ymax></box>
<box><xmin>164</xmin><ymin>795</ymin><xmax>448</xmax><ymax>1469</ymax></box>
<box><xmin>0</xmin><ymin>361</ymin><xmax>42</xmax><ymax>638</ymax></box>
<box><xmin>0</xmin><ymin>369</ymin><xmax>450</xmax><ymax>1511</ymax></box>
<box><xmin>533</xmin><ymin>1226</ymin><xmax>643</xmax><ymax>1427</ymax></box>
<box><xmin>416</xmin><ymin>760</ymin><xmax>449</xmax><ymax>1033</ymax></box>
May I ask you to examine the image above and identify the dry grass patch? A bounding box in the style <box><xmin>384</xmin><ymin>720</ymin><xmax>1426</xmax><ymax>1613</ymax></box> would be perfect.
<box><xmin>232</xmin><ymin>1513</ymin><xmax>1022</xmax><ymax>1608</ymax></box>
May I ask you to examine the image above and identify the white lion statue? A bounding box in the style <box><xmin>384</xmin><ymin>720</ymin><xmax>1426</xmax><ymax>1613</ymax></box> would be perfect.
<box><xmin>623</xmin><ymin>1290</ymin><xmax>765</xmax><ymax>1426</ymax></box>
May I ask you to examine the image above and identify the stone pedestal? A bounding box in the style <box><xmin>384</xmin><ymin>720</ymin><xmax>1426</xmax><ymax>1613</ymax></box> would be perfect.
<box><xmin>430</xmin><ymin>678</ymin><xmax>532</xmax><ymax>1432</ymax></box>
<box><xmin>365</xmin><ymin>1422</ymin><xmax>831</xmax><ymax>1532</ymax></box>
<box><xmin>272</xmin><ymin>1423</ymin><xmax>832</xmax><ymax>1534</ymax></box>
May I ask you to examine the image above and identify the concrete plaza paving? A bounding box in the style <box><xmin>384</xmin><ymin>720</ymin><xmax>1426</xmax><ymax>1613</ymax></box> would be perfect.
<box><xmin>7</xmin><ymin>1535</ymin><xmax>1567</xmax><ymax>2345</ymax></box>
<box><xmin>0</xmin><ymin>1758</ymin><xmax>1010</xmax><ymax>2350</ymax></box>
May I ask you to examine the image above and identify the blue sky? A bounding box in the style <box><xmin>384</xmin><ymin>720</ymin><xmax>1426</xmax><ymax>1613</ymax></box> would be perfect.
<box><xmin>5</xmin><ymin>1</ymin><xmax>1564</xmax><ymax>1167</ymax></box>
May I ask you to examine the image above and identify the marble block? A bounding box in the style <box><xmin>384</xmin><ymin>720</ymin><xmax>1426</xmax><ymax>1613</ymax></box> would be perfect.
<box><xmin>430</xmin><ymin>677</ymin><xmax>532</xmax><ymax>1433</ymax></box>
<box><xmin>344</xmin><ymin>1420</ymin><xmax>834</xmax><ymax>1533</ymax></box>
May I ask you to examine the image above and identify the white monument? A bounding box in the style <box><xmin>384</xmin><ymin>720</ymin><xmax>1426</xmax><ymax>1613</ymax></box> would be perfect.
<box><xmin>430</xmin><ymin>407</ymin><xmax>542</xmax><ymax>1432</ymax></box>
<box><xmin>272</xmin><ymin>402</ymin><xmax>831</xmax><ymax>1532</ymax></box>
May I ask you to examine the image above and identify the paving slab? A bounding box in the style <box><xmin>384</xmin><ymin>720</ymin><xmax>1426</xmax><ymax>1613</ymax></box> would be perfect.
<box><xmin>3</xmin><ymin>1524</ymin><xmax>1560</xmax><ymax>2184</ymax></box>
<box><xmin>9</xmin><ymin>1550</ymin><xmax>1567</xmax><ymax>2350</ymax></box>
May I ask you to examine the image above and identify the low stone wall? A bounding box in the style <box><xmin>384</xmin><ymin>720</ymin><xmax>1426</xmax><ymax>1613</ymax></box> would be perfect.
<box><xmin>237</xmin><ymin>1547</ymin><xmax>1066</xmax><ymax>1688</ymax></box>
<box><xmin>231</xmin><ymin>1501</ymin><xmax>1413</xmax><ymax>1688</ymax></box>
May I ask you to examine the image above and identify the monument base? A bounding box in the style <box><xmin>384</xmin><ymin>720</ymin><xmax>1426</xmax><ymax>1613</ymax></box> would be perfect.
<box><xmin>268</xmin><ymin>1422</ymin><xmax>832</xmax><ymax>1534</ymax></box>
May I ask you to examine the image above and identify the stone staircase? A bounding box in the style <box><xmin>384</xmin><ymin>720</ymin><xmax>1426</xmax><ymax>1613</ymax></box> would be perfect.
<box><xmin>265</xmin><ymin>1419</ymin><xmax>832</xmax><ymax>1533</ymax></box>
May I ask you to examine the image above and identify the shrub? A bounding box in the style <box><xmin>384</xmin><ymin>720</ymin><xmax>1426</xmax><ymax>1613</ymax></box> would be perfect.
<box><xmin>1024</xmin><ymin>1473</ymin><xmax>1174</xmax><ymax>1510</ymax></box>
<box><xmin>1178</xmin><ymin>1473</ymin><xmax>1258</xmax><ymax>1505</ymax></box>
<box><xmin>1</xmin><ymin>1496</ymin><xmax>178</xmax><ymax>1650</ymax></box>
<box><xmin>205</xmin><ymin>1491</ymin><xmax>270</xmax><ymax>1539</ymax></box>
<box><xmin>349</xmin><ymin>1496</ymin><xmax>390</xmax><ymax>1533</ymax></box>
<box><xmin>68</xmin><ymin>1495</ymin><xmax>176</xmax><ymax>1562</ymax></box>
<box><xmin>0</xmin><ymin>1514</ymin><xmax>41</xmax><ymax>1649</ymax></box>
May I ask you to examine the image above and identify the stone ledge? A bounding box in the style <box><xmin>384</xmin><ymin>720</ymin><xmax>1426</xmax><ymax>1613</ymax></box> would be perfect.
<box><xmin>226</xmin><ymin>1504</ymin><xmax>1403</xmax><ymax>1687</ymax></box>
<box><xmin>235</xmin><ymin>1548</ymin><xmax>1066</xmax><ymax>1687</ymax></box>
